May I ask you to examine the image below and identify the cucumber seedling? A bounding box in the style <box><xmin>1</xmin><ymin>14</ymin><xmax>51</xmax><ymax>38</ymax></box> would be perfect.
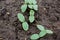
<box><xmin>17</xmin><ymin>13</ymin><xmax>29</xmax><ymax>31</ymax></box>
<box><xmin>18</xmin><ymin>0</ymin><xmax>38</xmax><ymax>31</ymax></box>
<box><xmin>30</xmin><ymin>25</ymin><xmax>53</xmax><ymax>40</ymax></box>
<box><xmin>17</xmin><ymin>0</ymin><xmax>53</xmax><ymax>39</ymax></box>
<box><xmin>21</xmin><ymin>0</ymin><xmax>38</xmax><ymax>23</ymax></box>
<box><xmin>29</xmin><ymin>10</ymin><xmax>35</xmax><ymax>23</ymax></box>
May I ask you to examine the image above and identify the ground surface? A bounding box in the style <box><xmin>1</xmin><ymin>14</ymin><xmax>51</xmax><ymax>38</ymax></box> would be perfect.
<box><xmin>0</xmin><ymin>0</ymin><xmax>60</xmax><ymax>40</ymax></box>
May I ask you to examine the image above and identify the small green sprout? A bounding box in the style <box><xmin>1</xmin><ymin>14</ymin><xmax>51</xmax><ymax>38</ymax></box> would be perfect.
<box><xmin>30</xmin><ymin>25</ymin><xmax>53</xmax><ymax>40</ymax></box>
<box><xmin>37</xmin><ymin>25</ymin><xmax>53</xmax><ymax>34</ymax></box>
<box><xmin>17</xmin><ymin>0</ymin><xmax>38</xmax><ymax>31</ymax></box>
<box><xmin>21</xmin><ymin>4</ymin><xmax>27</xmax><ymax>13</ymax></box>
<box><xmin>21</xmin><ymin>0</ymin><xmax>38</xmax><ymax>12</ymax></box>
<box><xmin>17</xmin><ymin>13</ymin><xmax>29</xmax><ymax>31</ymax></box>
<box><xmin>21</xmin><ymin>0</ymin><xmax>38</xmax><ymax>23</ymax></box>
<box><xmin>29</xmin><ymin>10</ymin><xmax>35</xmax><ymax>23</ymax></box>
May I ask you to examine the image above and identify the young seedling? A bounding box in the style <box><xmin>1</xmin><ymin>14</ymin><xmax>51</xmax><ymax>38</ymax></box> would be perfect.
<box><xmin>21</xmin><ymin>0</ymin><xmax>38</xmax><ymax>23</ymax></box>
<box><xmin>18</xmin><ymin>0</ymin><xmax>53</xmax><ymax>40</ymax></box>
<box><xmin>30</xmin><ymin>25</ymin><xmax>53</xmax><ymax>40</ymax></box>
<box><xmin>17</xmin><ymin>13</ymin><xmax>29</xmax><ymax>31</ymax></box>
<box><xmin>29</xmin><ymin>10</ymin><xmax>35</xmax><ymax>23</ymax></box>
<box><xmin>17</xmin><ymin>0</ymin><xmax>38</xmax><ymax>31</ymax></box>
<box><xmin>37</xmin><ymin>25</ymin><xmax>53</xmax><ymax>36</ymax></box>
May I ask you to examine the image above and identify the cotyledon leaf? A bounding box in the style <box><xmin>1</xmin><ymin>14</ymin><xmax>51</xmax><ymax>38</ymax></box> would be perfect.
<box><xmin>32</xmin><ymin>0</ymin><xmax>37</xmax><ymax>4</ymax></box>
<box><xmin>39</xmin><ymin>30</ymin><xmax>47</xmax><ymax>37</ymax></box>
<box><xmin>28</xmin><ymin>5</ymin><xmax>33</xmax><ymax>9</ymax></box>
<box><xmin>29</xmin><ymin>16</ymin><xmax>35</xmax><ymax>23</ymax></box>
<box><xmin>46</xmin><ymin>30</ymin><xmax>53</xmax><ymax>34</ymax></box>
<box><xmin>30</xmin><ymin>34</ymin><xmax>39</xmax><ymax>39</ymax></box>
<box><xmin>30</xmin><ymin>10</ymin><xmax>35</xmax><ymax>16</ymax></box>
<box><xmin>21</xmin><ymin>4</ymin><xmax>27</xmax><ymax>12</ymax></box>
<box><xmin>17</xmin><ymin>13</ymin><xmax>25</xmax><ymax>22</ymax></box>
<box><xmin>22</xmin><ymin>22</ymin><xmax>29</xmax><ymax>31</ymax></box>
<box><xmin>33</xmin><ymin>5</ymin><xmax>38</xmax><ymax>10</ymax></box>
<box><xmin>37</xmin><ymin>25</ymin><xmax>45</xmax><ymax>31</ymax></box>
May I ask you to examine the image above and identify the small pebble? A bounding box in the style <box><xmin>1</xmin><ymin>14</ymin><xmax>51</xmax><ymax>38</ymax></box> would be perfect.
<box><xmin>6</xmin><ymin>12</ymin><xmax>10</xmax><ymax>15</ymax></box>
<box><xmin>44</xmin><ymin>8</ymin><xmax>46</xmax><ymax>10</ymax></box>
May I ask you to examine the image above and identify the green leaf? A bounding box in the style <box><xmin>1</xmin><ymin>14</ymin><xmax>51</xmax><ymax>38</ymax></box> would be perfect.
<box><xmin>37</xmin><ymin>25</ymin><xmax>45</xmax><ymax>31</ymax></box>
<box><xmin>33</xmin><ymin>5</ymin><xmax>38</xmax><ymax>10</ymax></box>
<box><xmin>28</xmin><ymin>5</ymin><xmax>38</xmax><ymax>10</ymax></box>
<box><xmin>21</xmin><ymin>4</ymin><xmax>27</xmax><ymax>12</ymax></box>
<box><xmin>30</xmin><ymin>34</ymin><xmax>39</xmax><ymax>39</ymax></box>
<box><xmin>28</xmin><ymin>5</ymin><xmax>33</xmax><ymax>9</ymax></box>
<box><xmin>32</xmin><ymin>0</ymin><xmax>37</xmax><ymax>4</ymax></box>
<box><xmin>17</xmin><ymin>13</ymin><xmax>25</xmax><ymax>22</ymax></box>
<box><xmin>22</xmin><ymin>22</ymin><xmax>29</xmax><ymax>31</ymax></box>
<box><xmin>46</xmin><ymin>30</ymin><xmax>53</xmax><ymax>34</ymax></box>
<box><xmin>39</xmin><ymin>30</ymin><xmax>47</xmax><ymax>37</ymax></box>
<box><xmin>28</xmin><ymin>0</ymin><xmax>33</xmax><ymax>4</ymax></box>
<box><xmin>25</xmin><ymin>0</ymin><xmax>29</xmax><ymax>3</ymax></box>
<box><xmin>30</xmin><ymin>10</ymin><xmax>35</xmax><ymax>16</ymax></box>
<box><xmin>29</xmin><ymin>16</ymin><xmax>35</xmax><ymax>23</ymax></box>
<box><xmin>28</xmin><ymin>0</ymin><xmax>37</xmax><ymax>5</ymax></box>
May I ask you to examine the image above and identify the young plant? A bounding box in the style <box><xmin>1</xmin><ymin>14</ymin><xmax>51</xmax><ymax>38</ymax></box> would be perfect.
<box><xmin>29</xmin><ymin>10</ymin><xmax>35</xmax><ymax>23</ymax></box>
<box><xmin>17</xmin><ymin>13</ymin><xmax>29</xmax><ymax>31</ymax></box>
<box><xmin>17</xmin><ymin>0</ymin><xmax>38</xmax><ymax>31</ymax></box>
<box><xmin>21</xmin><ymin>0</ymin><xmax>38</xmax><ymax>23</ymax></box>
<box><xmin>30</xmin><ymin>25</ymin><xmax>53</xmax><ymax>40</ymax></box>
<box><xmin>37</xmin><ymin>25</ymin><xmax>53</xmax><ymax>37</ymax></box>
<box><xmin>18</xmin><ymin>0</ymin><xmax>53</xmax><ymax>39</ymax></box>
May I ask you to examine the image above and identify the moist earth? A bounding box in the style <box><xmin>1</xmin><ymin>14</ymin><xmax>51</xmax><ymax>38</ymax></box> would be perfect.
<box><xmin>0</xmin><ymin>0</ymin><xmax>60</xmax><ymax>40</ymax></box>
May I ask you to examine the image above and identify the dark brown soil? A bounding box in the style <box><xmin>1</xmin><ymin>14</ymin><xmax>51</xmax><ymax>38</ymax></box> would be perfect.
<box><xmin>0</xmin><ymin>0</ymin><xmax>60</xmax><ymax>40</ymax></box>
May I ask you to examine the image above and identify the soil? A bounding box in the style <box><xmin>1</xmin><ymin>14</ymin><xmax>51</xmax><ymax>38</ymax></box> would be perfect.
<box><xmin>0</xmin><ymin>0</ymin><xmax>60</xmax><ymax>40</ymax></box>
